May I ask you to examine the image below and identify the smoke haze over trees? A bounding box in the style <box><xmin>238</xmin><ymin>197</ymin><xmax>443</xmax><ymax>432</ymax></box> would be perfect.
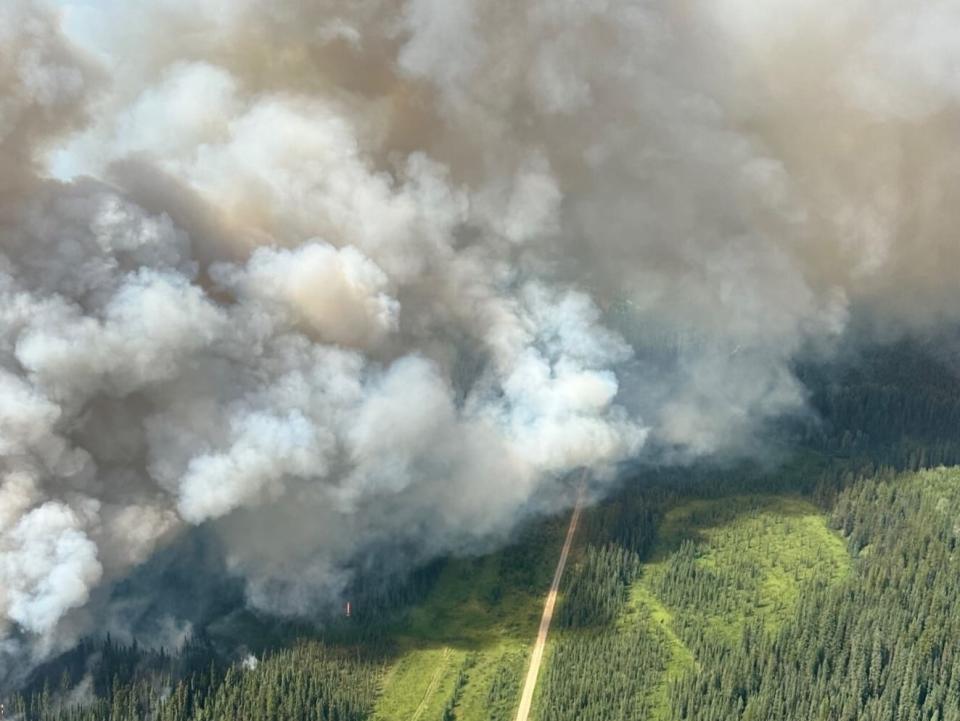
<box><xmin>3</xmin><ymin>0</ymin><xmax>960</xmax><ymax>683</ymax></box>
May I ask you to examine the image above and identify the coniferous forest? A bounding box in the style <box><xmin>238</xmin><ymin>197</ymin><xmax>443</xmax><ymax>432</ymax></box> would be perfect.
<box><xmin>7</xmin><ymin>342</ymin><xmax>960</xmax><ymax>721</ymax></box>
<box><xmin>6</xmin><ymin>0</ymin><xmax>960</xmax><ymax>719</ymax></box>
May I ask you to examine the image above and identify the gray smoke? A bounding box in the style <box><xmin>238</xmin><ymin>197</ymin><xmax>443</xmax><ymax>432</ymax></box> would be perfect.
<box><xmin>2</xmin><ymin>0</ymin><xmax>960</xmax><ymax>682</ymax></box>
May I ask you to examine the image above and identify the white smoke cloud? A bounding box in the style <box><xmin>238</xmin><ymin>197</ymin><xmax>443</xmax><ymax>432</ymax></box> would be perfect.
<box><xmin>1</xmin><ymin>501</ymin><xmax>102</xmax><ymax>637</ymax></box>
<box><xmin>177</xmin><ymin>409</ymin><xmax>333</xmax><ymax>523</ymax></box>
<box><xmin>1</xmin><ymin>0</ymin><xmax>959</xmax><ymax>684</ymax></box>
<box><xmin>212</xmin><ymin>243</ymin><xmax>399</xmax><ymax>348</ymax></box>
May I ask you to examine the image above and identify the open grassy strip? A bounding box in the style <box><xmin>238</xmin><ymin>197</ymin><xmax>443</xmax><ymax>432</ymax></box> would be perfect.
<box><xmin>371</xmin><ymin>516</ymin><xmax>568</xmax><ymax>721</ymax></box>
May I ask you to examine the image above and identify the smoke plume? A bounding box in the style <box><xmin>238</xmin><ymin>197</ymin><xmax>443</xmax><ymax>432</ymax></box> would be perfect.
<box><xmin>2</xmin><ymin>0</ymin><xmax>959</xmax><ymax>682</ymax></box>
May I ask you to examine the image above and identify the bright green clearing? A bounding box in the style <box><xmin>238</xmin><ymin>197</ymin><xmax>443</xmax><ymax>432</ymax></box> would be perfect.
<box><xmin>372</xmin><ymin>493</ymin><xmax>850</xmax><ymax>721</ymax></box>
<box><xmin>626</xmin><ymin>494</ymin><xmax>851</xmax><ymax>720</ymax></box>
<box><xmin>372</xmin><ymin>518</ymin><xmax>566</xmax><ymax>721</ymax></box>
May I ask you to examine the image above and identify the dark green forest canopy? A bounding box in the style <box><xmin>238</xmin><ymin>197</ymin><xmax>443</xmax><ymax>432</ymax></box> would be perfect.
<box><xmin>9</xmin><ymin>341</ymin><xmax>960</xmax><ymax>721</ymax></box>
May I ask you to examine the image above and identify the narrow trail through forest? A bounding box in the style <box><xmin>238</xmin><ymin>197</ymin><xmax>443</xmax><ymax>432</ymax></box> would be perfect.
<box><xmin>514</xmin><ymin>472</ymin><xmax>587</xmax><ymax>721</ymax></box>
<box><xmin>411</xmin><ymin>647</ymin><xmax>451</xmax><ymax>721</ymax></box>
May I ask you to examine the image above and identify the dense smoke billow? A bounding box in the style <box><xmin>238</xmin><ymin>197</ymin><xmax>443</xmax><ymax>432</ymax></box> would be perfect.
<box><xmin>2</xmin><ymin>0</ymin><xmax>960</xmax><ymax>682</ymax></box>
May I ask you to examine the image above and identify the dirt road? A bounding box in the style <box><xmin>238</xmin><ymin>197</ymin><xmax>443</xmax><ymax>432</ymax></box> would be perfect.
<box><xmin>514</xmin><ymin>474</ymin><xmax>586</xmax><ymax>721</ymax></box>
